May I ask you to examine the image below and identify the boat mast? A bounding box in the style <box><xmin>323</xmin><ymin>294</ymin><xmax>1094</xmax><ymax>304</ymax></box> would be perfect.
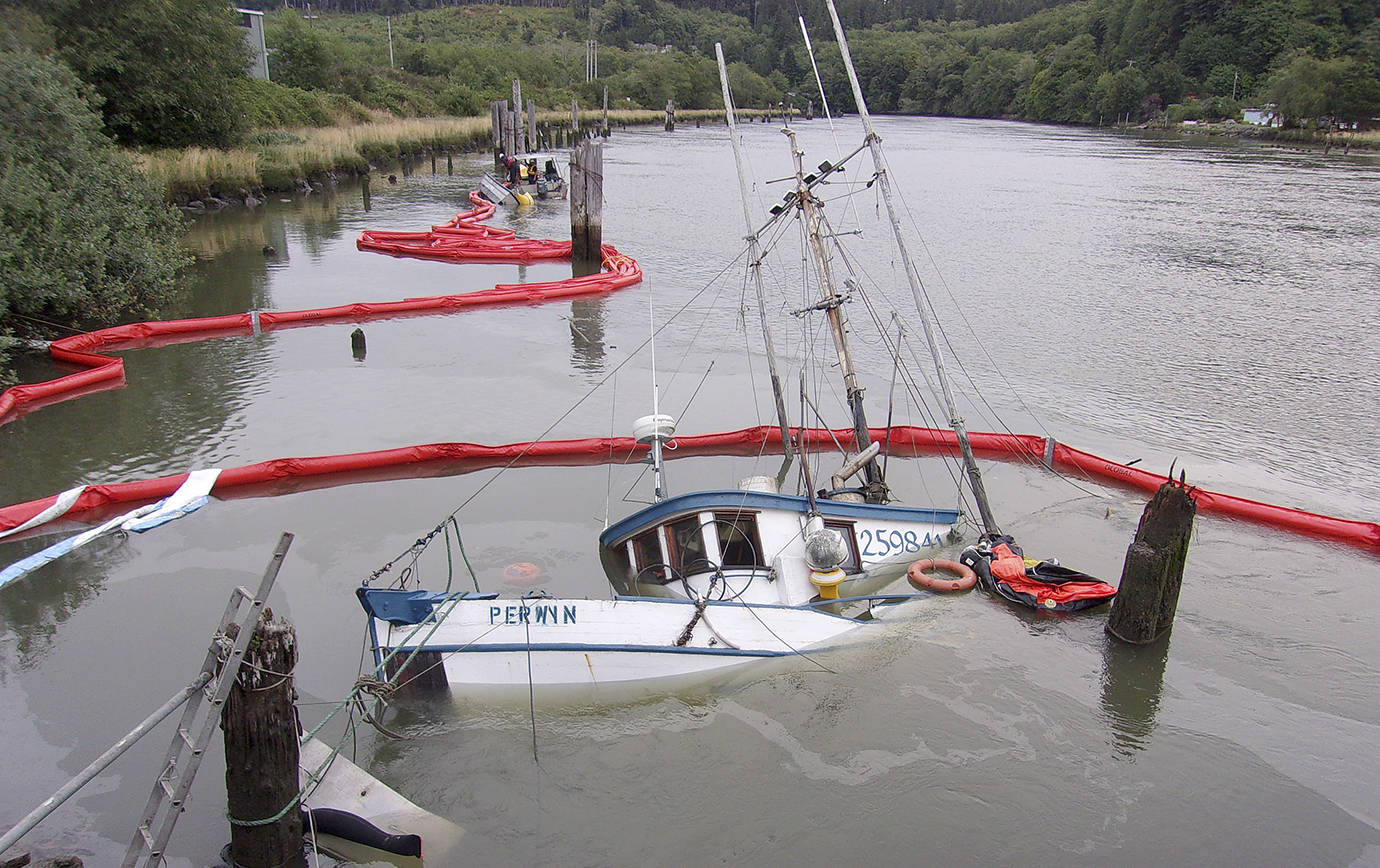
<box><xmin>821</xmin><ymin>0</ymin><xmax>1001</xmax><ymax>534</ymax></box>
<box><xmin>714</xmin><ymin>43</ymin><xmax>795</xmax><ymax>474</ymax></box>
<box><xmin>784</xmin><ymin>126</ymin><xmax>885</xmax><ymax>503</ymax></box>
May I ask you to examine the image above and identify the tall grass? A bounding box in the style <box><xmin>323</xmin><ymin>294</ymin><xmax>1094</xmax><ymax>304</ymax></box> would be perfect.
<box><xmin>137</xmin><ymin>147</ymin><xmax>260</xmax><ymax>200</ymax></box>
<box><xmin>138</xmin><ymin>116</ymin><xmax>499</xmax><ymax>201</ymax></box>
<box><xmin>137</xmin><ymin>109</ymin><xmax>749</xmax><ymax>202</ymax></box>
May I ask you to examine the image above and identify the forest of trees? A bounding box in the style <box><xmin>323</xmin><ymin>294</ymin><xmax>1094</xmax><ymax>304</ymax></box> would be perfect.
<box><xmin>6</xmin><ymin>0</ymin><xmax>1379</xmax><ymax>150</ymax></box>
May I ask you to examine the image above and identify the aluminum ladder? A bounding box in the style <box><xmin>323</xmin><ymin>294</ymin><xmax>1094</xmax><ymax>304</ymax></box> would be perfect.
<box><xmin>121</xmin><ymin>533</ymin><xmax>294</xmax><ymax>867</ymax></box>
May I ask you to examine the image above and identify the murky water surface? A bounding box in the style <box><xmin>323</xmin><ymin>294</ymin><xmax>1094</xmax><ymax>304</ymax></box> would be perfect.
<box><xmin>2</xmin><ymin>118</ymin><xmax>1378</xmax><ymax>866</ymax></box>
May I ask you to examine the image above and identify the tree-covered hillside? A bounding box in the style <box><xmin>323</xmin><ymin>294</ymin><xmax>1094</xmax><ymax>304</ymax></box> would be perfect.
<box><xmin>256</xmin><ymin>0</ymin><xmax>1378</xmax><ymax>129</ymax></box>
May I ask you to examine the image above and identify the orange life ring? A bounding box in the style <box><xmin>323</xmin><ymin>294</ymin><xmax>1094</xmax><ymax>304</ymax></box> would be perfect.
<box><xmin>907</xmin><ymin>558</ymin><xmax>977</xmax><ymax>592</ymax></box>
<box><xmin>503</xmin><ymin>562</ymin><xmax>543</xmax><ymax>585</ymax></box>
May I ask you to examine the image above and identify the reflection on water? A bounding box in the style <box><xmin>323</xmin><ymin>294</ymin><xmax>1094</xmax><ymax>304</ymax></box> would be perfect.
<box><xmin>1100</xmin><ymin>633</ymin><xmax>1170</xmax><ymax>758</ymax></box>
<box><xmin>568</xmin><ymin>297</ymin><xmax>607</xmax><ymax>373</ymax></box>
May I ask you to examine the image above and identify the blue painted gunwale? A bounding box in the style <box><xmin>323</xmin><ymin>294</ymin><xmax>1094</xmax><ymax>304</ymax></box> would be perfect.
<box><xmin>381</xmin><ymin>642</ymin><xmax>793</xmax><ymax>658</ymax></box>
<box><xmin>599</xmin><ymin>490</ymin><xmax>961</xmax><ymax>549</ymax></box>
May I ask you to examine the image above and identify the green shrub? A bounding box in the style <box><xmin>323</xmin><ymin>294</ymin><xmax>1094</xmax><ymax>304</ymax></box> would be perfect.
<box><xmin>0</xmin><ymin>47</ymin><xmax>190</xmax><ymax>343</ymax></box>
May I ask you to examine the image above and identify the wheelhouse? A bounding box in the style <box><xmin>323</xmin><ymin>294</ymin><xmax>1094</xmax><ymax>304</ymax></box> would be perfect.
<box><xmin>599</xmin><ymin>490</ymin><xmax>959</xmax><ymax>592</ymax></box>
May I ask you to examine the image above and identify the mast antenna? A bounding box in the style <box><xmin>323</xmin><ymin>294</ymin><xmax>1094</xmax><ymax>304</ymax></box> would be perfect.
<box><xmin>636</xmin><ymin>285</ymin><xmax>675</xmax><ymax>502</ymax></box>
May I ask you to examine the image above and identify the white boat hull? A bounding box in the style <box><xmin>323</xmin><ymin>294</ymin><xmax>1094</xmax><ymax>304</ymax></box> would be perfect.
<box><xmin>362</xmin><ymin>592</ymin><xmax>900</xmax><ymax>697</ymax></box>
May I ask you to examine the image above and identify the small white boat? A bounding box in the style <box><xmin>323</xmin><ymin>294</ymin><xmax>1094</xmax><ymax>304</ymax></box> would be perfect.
<box><xmin>481</xmin><ymin>151</ymin><xmax>567</xmax><ymax>208</ymax></box>
<box><xmin>509</xmin><ymin>151</ymin><xmax>568</xmax><ymax>200</ymax></box>
<box><xmin>357</xmin><ymin>588</ymin><xmax>917</xmax><ymax>698</ymax></box>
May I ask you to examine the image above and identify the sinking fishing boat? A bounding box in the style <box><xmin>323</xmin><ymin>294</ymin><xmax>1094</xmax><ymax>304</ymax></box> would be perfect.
<box><xmin>356</xmin><ymin>4</ymin><xmax>1015</xmax><ymax>698</ymax></box>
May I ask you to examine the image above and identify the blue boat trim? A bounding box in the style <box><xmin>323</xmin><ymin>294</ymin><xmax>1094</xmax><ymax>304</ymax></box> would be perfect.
<box><xmin>599</xmin><ymin>489</ymin><xmax>961</xmax><ymax>548</ymax></box>
<box><xmin>382</xmin><ymin>641</ymin><xmax>795</xmax><ymax>658</ymax></box>
<box><xmin>357</xmin><ymin>587</ymin><xmax>498</xmax><ymax>625</ymax></box>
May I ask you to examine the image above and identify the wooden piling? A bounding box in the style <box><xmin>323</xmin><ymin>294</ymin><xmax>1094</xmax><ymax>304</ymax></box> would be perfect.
<box><xmin>601</xmin><ymin>86</ymin><xmax>609</xmax><ymax>136</ymax></box>
<box><xmin>665</xmin><ymin>99</ymin><xmax>675</xmax><ymax>131</ymax></box>
<box><xmin>223</xmin><ymin>607</ymin><xmax>304</xmax><ymax>868</ymax></box>
<box><xmin>447</xmin><ymin>153</ymin><xmax>453</xmax><ymax>175</ymax></box>
<box><xmin>527</xmin><ymin>100</ymin><xmax>537</xmax><ymax>152</ymax></box>
<box><xmin>570</xmin><ymin>141</ymin><xmax>603</xmax><ymax>273</ymax></box>
<box><xmin>1107</xmin><ymin>477</ymin><xmax>1196</xmax><ymax>644</ymax></box>
<box><xmin>513</xmin><ymin>80</ymin><xmax>525</xmax><ymax>153</ymax></box>
<box><xmin>361</xmin><ymin>174</ymin><xmax>371</xmax><ymax>211</ymax></box>
<box><xmin>571</xmin><ymin>98</ymin><xmax>580</xmax><ymax>135</ymax></box>
<box><xmin>350</xmin><ymin>327</ymin><xmax>366</xmax><ymax>361</ymax></box>
<box><xmin>491</xmin><ymin>99</ymin><xmax>506</xmax><ymax>165</ymax></box>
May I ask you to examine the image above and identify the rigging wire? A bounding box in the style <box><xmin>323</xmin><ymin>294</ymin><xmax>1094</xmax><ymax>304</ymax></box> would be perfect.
<box><xmin>363</xmin><ymin>244</ymin><xmax>758</xmax><ymax>580</ymax></box>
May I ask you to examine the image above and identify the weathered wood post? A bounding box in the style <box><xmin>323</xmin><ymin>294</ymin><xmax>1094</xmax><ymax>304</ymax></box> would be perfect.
<box><xmin>601</xmin><ymin>86</ymin><xmax>609</xmax><ymax>137</ymax></box>
<box><xmin>1106</xmin><ymin>475</ymin><xmax>1196</xmax><ymax>644</ymax></box>
<box><xmin>447</xmin><ymin>153</ymin><xmax>453</xmax><ymax>175</ymax></box>
<box><xmin>350</xmin><ymin>327</ymin><xmax>366</xmax><ymax>361</ymax></box>
<box><xmin>512</xmin><ymin>80</ymin><xmax>525</xmax><ymax>153</ymax></box>
<box><xmin>664</xmin><ymin>99</ymin><xmax>675</xmax><ymax>131</ymax></box>
<box><xmin>491</xmin><ymin>99</ymin><xmax>506</xmax><ymax>165</ymax></box>
<box><xmin>430</xmin><ymin>150</ymin><xmax>436</xmax><ymax>174</ymax></box>
<box><xmin>570</xmin><ymin>141</ymin><xmax>603</xmax><ymax>276</ymax></box>
<box><xmin>223</xmin><ymin>607</ymin><xmax>303</xmax><ymax>868</ymax></box>
<box><xmin>361</xmin><ymin>174</ymin><xmax>371</xmax><ymax>211</ymax></box>
<box><xmin>571</xmin><ymin>98</ymin><xmax>580</xmax><ymax>137</ymax></box>
<box><xmin>526</xmin><ymin>100</ymin><xmax>537</xmax><ymax>152</ymax></box>
<box><xmin>807</xmin><ymin>99</ymin><xmax>814</xmax><ymax>120</ymax></box>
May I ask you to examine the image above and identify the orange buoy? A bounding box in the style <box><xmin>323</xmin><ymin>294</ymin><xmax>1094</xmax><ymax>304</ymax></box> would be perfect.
<box><xmin>503</xmin><ymin>562</ymin><xmax>543</xmax><ymax>585</ymax></box>
<box><xmin>907</xmin><ymin>557</ymin><xmax>977</xmax><ymax>592</ymax></box>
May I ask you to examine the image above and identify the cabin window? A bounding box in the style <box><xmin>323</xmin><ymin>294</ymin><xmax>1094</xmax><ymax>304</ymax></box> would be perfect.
<box><xmin>824</xmin><ymin>521</ymin><xmax>861</xmax><ymax>573</ymax></box>
<box><xmin>629</xmin><ymin>528</ymin><xmax>667</xmax><ymax>582</ymax></box>
<box><xmin>664</xmin><ymin>515</ymin><xmax>709</xmax><ymax>574</ymax></box>
<box><xmin>714</xmin><ymin>513</ymin><xmax>764</xmax><ymax>568</ymax></box>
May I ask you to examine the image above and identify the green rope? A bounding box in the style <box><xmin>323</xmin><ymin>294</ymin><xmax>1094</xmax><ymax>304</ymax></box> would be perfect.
<box><xmin>228</xmin><ymin>587</ymin><xmax>476</xmax><ymax>826</ymax></box>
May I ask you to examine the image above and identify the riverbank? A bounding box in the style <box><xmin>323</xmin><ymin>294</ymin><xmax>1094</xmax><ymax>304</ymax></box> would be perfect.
<box><xmin>1155</xmin><ymin>120</ymin><xmax>1380</xmax><ymax>151</ymax></box>
<box><xmin>135</xmin><ymin>108</ymin><xmax>752</xmax><ymax>207</ymax></box>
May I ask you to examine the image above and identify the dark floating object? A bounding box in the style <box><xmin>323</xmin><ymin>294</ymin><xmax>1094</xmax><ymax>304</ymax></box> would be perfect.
<box><xmin>350</xmin><ymin>327</ymin><xmax>366</xmax><ymax>361</ymax></box>
<box><xmin>303</xmin><ymin>807</ymin><xmax>423</xmax><ymax>860</ymax></box>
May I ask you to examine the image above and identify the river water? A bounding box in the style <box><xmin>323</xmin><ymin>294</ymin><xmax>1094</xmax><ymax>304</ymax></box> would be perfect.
<box><xmin>1</xmin><ymin>118</ymin><xmax>1378</xmax><ymax>866</ymax></box>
